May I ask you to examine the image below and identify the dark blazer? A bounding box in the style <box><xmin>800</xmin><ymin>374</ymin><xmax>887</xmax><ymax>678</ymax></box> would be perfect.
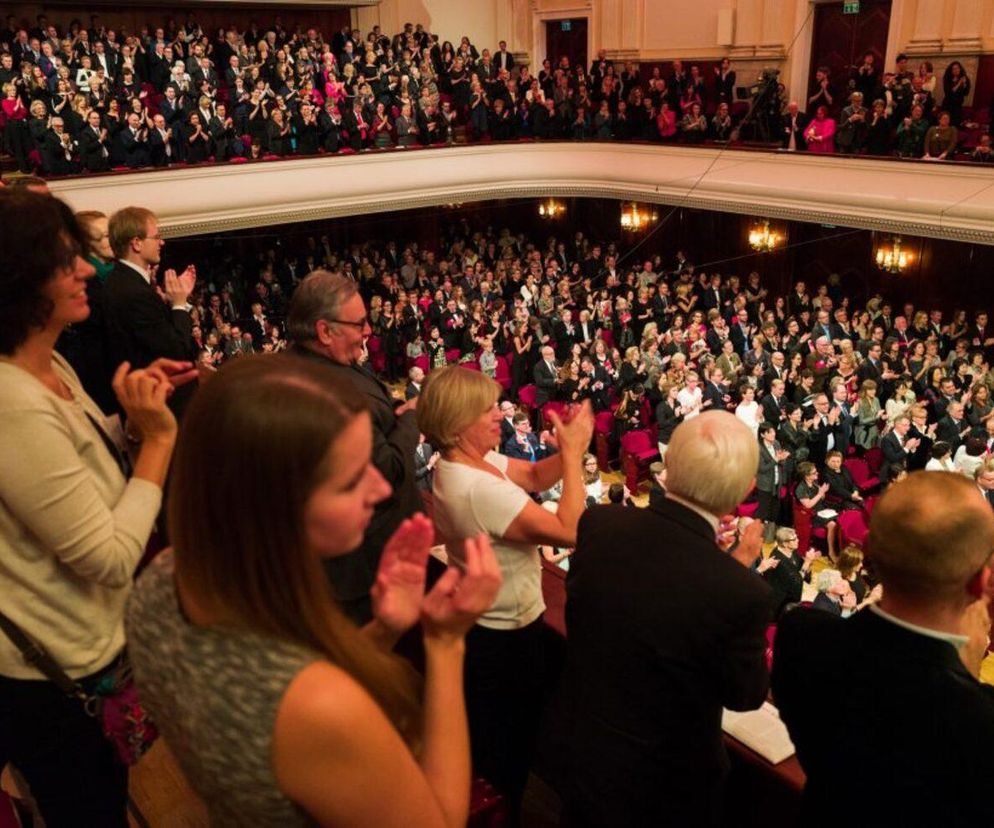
<box><xmin>533</xmin><ymin>359</ymin><xmax>558</xmax><ymax>406</ymax></box>
<box><xmin>413</xmin><ymin>440</ymin><xmax>435</xmax><ymax>492</ymax></box>
<box><xmin>879</xmin><ymin>431</ymin><xmax>908</xmax><ymax>483</ymax></box>
<box><xmin>559</xmin><ymin>498</ymin><xmax>771</xmax><ymax>827</ymax></box>
<box><xmin>77</xmin><ymin>125</ymin><xmax>110</xmax><ymax>172</ymax></box>
<box><xmin>291</xmin><ymin>346</ymin><xmax>422</xmax><ymax>623</ymax></box>
<box><xmin>936</xmin><ymin>415</ymin><xmax>968</xmax><ymax>451</ymax></box>
<box><xmin>655</xmin><ymin>400</ymin><xmax>684</xmax><ymax>444</ymax></box>
<box><xmin>781</xmin><ymin>110</ymin><xmax>810</xmax><ymax>150</ymax></box>
<box><xmin>503</xmin><ymin>431</ymin><xmax>551</xmax><ymax>461</ymax></box>
<box><xmin>104</xmin><ymin>261</ymin><xmax>197</xmax><ymax>415</ymax></box>
<box><xmin>404</xmin><ymin>381</ymin><xmax>421</xmax><ymax>400</ymax></box>
<box><xmin>773</xmin><ymin>607</ymin><xmax>994</xmax><ymax>825</ymax></box>
<box><xmin>760</xmin><ymin>547</ymin><xmax>804</xmax><ymax>620</ymax></box>
<box><xmin>756</xmin><ymin>440</ymin><xmax>784</xmax><ymax>494</ymax></box>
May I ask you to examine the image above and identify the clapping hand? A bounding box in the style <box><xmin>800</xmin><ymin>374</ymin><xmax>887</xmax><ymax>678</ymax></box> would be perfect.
<box><xmin>147</xmin><ymin>357</ymin><xmax>198</xmax><ymax>388</ymax></box>
<box><xmin>757</xmin><ymin>556</ymin><xmax>779</xmax><ymax>573</ymax></box>
<box><xmin>163</xmin><ymin>265</ymin><xmax>196</xmax><ymax>305</ymax></box>
<box><xmin>421</xmin><ymin>534</ymin><xmax>502</xmax><ymax>643</ymax></box>
<box><xmin>371</xmin><ymin>515</ymin><xmax>434</xmax><ymax>637</ymax></box>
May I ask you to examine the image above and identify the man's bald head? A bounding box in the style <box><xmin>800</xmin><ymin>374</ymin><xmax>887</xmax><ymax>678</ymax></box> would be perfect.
<box><xmin>868</xmin><ymin>471</ymin><xmax>993</xmax><ymax>605</ymax></box>
<box><xmin>663</xmin><ymin>411</ymin><xmax>758</xmax><ymax>516</ymax></box>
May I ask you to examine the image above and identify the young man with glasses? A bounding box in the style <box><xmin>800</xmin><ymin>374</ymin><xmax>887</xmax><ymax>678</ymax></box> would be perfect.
<box><xmin>103</xmin><ymin>206</ymin><xmax>198</xmax><ymax>415</ymax></box>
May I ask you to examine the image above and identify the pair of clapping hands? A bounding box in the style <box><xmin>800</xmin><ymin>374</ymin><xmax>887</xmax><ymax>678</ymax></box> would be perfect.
<box><xmin>370</xmin><ymin>515</ymin><xmax>502</xmax><ymax>642</ymax></box>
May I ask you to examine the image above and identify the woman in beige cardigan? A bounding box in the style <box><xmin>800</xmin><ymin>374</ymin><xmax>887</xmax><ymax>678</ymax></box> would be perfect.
<box><xmin>0</xmin><ymin>191</ymin><xmax>195</xmax><ymax>826</ymax></box>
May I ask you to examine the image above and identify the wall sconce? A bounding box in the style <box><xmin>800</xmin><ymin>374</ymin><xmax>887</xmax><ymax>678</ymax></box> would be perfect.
<box><xmin>875</xmin><ymin>236</ymin><xmax>912</xmax><ymax>273</ymax></box>
<box><xmin>748</xmin><ymin>219</ymin><xmax>780</xmax><ymax>253</ymax></box>
<box><xmin>620</xmin><ymin>202</ymin><xmax>659</xmax><ymax>231</ymax></box>
<box><xmin>538</xmin><ymin>199</ymin><xmax>565</xmax><ymax>219</ymax></box>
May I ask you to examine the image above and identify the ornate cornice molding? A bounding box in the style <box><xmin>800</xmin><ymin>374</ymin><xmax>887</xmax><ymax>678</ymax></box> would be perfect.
<box><xmin>49</xmin><ymin>143</ymin><xmax>994</xmax><ymax>245</ymax></box>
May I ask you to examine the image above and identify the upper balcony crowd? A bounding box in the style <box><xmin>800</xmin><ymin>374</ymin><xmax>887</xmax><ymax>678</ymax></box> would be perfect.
<box><xmin>2</xmin><ymin>11</ymin><xmax>993</xmax><ymax>179</ymax></box>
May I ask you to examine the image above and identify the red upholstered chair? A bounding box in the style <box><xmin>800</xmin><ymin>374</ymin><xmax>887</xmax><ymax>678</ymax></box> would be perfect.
<box><xmin>620</xmin><ymin>429</ymin><xmax>659</xmax><ymax>493</ymax></box>
<box><xmin>594</xmin><ymin>410</ymin><xmax>615</xmax><ymax>471</ymax></box>
<box><xmin>765</xmin><ymin>623</ymin><xmax>778</xmax><ymax>672</ymax></box>
<box><xmin>541</xmin><ymin>401</ymin><xmax>568</xmax><ymax>432</ymax></box>
<box><xmin>863</xmin><ymin>447</ymin><xmax>884</xmax><ymax>477</ymax></box>
<box><xmin>365</xmin><ymin>335</ymin><xmax>386</xmax><ymax>373</ymax></box>
<box><xmin>844</xmin><ymin>457</ymin><xmax>880</xmax><ymax>493</ymax></box>
<box><xmin>517</xmin><ymin>384</ymin><xmax>538</xmax><ymax>424</ymax></box>
<box><xmin>229</xmin><ymin>156</ymin><xmax>248</xmax><ymax>164</ymax></box>
<box><xmin>494</xmin><ymin>355</ymin><xmax>512</xmax><ymax>391</ymax></box>
<box><xmin>736</xmin><ymin>500</ymin><xmax>760</xmax><ymax>519</ymax></box>
<box><xmin>600</xmin><ymin>329</ymin><xmax>615</xmax><ymax>350</ymax></box>
<box><xmin>838</xmin><ymin>509</ymin><xmax>869</xmax><ymax>548</ymax></box>
<box><xmin>411</xmin><ymin>354</ymin><xmax>430</xmax><ymax>374</ymax></box>
<box><xmin>517</xmin><ymin>384</ymin><xmax>537</xmax><ymax>409</ymax></box>
<box><xmin>445</xmin><ymin>348</ymin><xmax>461</xmax><ymax>364</ymax></box>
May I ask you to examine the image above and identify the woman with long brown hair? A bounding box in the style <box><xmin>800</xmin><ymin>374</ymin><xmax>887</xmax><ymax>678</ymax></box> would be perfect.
<box><xmin>127</xmin><ymin>354</ymin><xmax>501</xmax><ymax>827</ymax></box>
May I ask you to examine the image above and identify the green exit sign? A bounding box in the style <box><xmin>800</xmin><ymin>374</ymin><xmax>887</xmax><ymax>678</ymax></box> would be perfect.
<box><xmin>843</xmin><ymin>0</ymin><xmax>860</xmax><ymax>13</ymax></box>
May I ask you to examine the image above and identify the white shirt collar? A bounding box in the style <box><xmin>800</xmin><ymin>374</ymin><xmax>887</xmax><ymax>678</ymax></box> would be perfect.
<box><xmin>119</xmin><ymin>258</ymin><xmax>152</xmax><ymax>285</ymax></box>
<box><xmin>869</xmin><ymin>604</ymin><xmax>969</xmax><ymax>650</ymax></box>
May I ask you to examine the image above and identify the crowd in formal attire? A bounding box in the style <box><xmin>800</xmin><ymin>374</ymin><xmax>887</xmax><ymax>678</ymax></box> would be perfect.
<box><xmin>2</xmin><ymin>175</ymin><xmax>994</xmax><ymax>828</ymax></box>
<box><xmin>3</xmin><ymin>14</ymin><xmax>993</xmax><ymax>179</ymax></box>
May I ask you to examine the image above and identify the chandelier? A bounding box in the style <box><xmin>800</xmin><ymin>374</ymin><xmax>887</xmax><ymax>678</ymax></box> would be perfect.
<box><xmin>875</xmin><ymin>236</ymin><xmax>912</xmax><ymax>273</ymax></box>
<box><xmin>538</xmin><ymin>199</ymin><xmax>565</xmax><ymax>219</ymax></box>
<box><xmin>619</xmin><ymin>202</ymin><xmax>659</xmax><ymax>231</ymax></box>
<box><xmin>748</xmin><ymin>219</ymin><xmax>780</xmax><ymax>253</ymax></box>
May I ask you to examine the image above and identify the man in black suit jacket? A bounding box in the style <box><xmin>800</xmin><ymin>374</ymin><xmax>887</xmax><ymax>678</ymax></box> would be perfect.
<box><xmin>533</xmin><ymin>346</ymin><xmax>559</xmax><ymax>406</ymax></box>
<box><xmin>936</xmin><ymin>401</ymin><xmax>970</xmax><ymax>451</ymax></box>
<box><xmin>118</xmin><ymin>113</ymin><xmax>150</xmax><ymax>168</ymax></box>
<box><xmin>773</xmin><ymin>471</ymin><xmax>994</xmax><ymax>824</ymax></box>
<box><xmin>560</xmin><ymin>412</ymin><xmax>770</xmax><ymax>826</ymax></box>
<box><xmin>504</xmin><ymin>412</ymin><xmax>555</xmax><ymax>461</ymax></box>
<box><xmin>413</xmin><ymin>436</ymin><xmax>437</xmax><ymax>492</ymax></box>
<box><xmin>287</xmin><ymin>271</ymin><xmax>422</xmax><ymax>624</ymax></box>
<box><xmin>879</xmin><ymin>416</ymin><xmax>919</xmax><ymax>484</ymax></box>
<box><xmin>104</xmin><ymin>206</ymin><xmax>198</xmax><ymax>412</ymax></box>
<box><xmin>77</xmin><ymin>111</ymin><xmax>110</xmax><ymax>173</ymax></box>
<box><xmin>781</xmin><ymin>101</ymin><xmax>809</xmax><ymax>150</ymax></box>
<box><xmin>405</xmin><ymin>365</ymin><xmax>425</xmax><ymax>400</ymax></box>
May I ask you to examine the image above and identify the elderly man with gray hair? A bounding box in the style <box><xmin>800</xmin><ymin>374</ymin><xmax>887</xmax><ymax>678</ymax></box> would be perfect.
<box><xmin>286</xmin><ymin>269</ymin><xmax>422</xmax><ymax>624</ymax></box>
<box><xmin>559</xmin><ymin>411</ymin><xmax>771</xmax><ymax>827</ymax></box>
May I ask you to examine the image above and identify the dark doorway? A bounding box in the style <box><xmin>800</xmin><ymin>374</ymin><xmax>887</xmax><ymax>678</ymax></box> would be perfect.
<box><xmin>808</xmin><ymin>0</ymin><xmax>892</xmax><ymax>110</ymax></box>
<box><xmin>545</xmin><ymin>17</ymin><xmax>588</xmax><ymax>73</ymax></box>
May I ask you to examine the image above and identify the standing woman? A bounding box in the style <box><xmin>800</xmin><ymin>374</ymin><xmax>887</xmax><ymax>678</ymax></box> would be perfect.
<box><xmin>417</xmin><ymin>366</ymin><xmax>594</xmax><ymax>818</ymax></box>
<box><xmin>3</xmin><ymin>82</ymin><xmax>33</xmax><ymax>173</ymax></box>
<box><xmin>942</xmin><ymin>61</ymin><xmax>970</xmax><ymax>126</ymax></box>
<box><xmin>128</xmin><ymin>354</ymin><xmax>501</xmax><ymax>827</ymax></box>
<box><xmin>0</xmin><ymin>191</ymin><xmax>192</xmax><ymax>826</ymax></box>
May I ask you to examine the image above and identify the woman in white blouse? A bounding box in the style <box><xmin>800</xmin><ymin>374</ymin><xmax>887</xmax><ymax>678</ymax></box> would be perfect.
<box><xmin>0</xmin><ymin>192</ymin><xmax>195</xmax><ymax>825</ymax></box>
<box><xmin>735</xmin><ymin>383</ymin><xmax>763</xmax><ymax>436</ymax></box>
<box><xmin>417</xmin><ymin>366</ymin><xmax>593</xmax><ymax>817</ymax></box>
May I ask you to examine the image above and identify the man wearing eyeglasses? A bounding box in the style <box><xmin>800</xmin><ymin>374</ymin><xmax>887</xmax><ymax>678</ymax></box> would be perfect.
<box><xmin>287</xmin><ymin>269</ymin><xmax>422</xmax><ymax>624</ymax></box>
<box><xmin>104</xmin><ymin>206</ymin><xmax>199</xmax><ymax>415</ymax></box>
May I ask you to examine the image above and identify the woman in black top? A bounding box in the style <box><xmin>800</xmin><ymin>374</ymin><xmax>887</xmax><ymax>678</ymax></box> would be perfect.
<box><xmin>655</xmin><ymin>381</ymin><xmax>685</xmax><ymax>452</ymax></box>
<box><xmin>186</xmin><ymin>112</ymin><xmax>211</xmax><ymax>162</ymax></box>
<box><xmin>942</xmin><ymin>61</ymin><xmax>970</xmax><ymax>126</ymax></box>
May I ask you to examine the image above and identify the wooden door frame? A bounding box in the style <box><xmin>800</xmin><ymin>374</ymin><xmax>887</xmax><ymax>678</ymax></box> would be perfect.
<box><xmin>531</xmin><ymin>7</ymin><xmax>592</xmax><ymax>70</ymax></box>
<box><xmin>787</xmin><ymin>0</ymin><xmax>898</xmax><ymax>110</ymax></box>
